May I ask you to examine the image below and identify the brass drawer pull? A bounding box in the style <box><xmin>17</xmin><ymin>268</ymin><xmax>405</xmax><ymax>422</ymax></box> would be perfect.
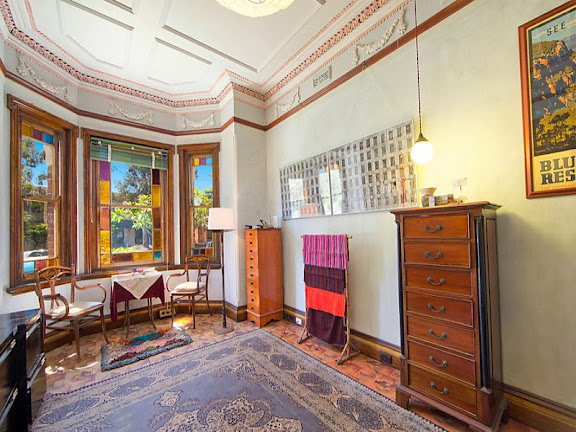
<box><xmin>427</xmin><ymin>303</ymin><xmax>446</xmax><ymax>313</ymax></box>
<box><xmin>425</xmin><ymin>224</ymin><xmax>442</xmax><ymax>233</ymax></box>
<box><xmin>427</xmin><ymin>277</ymin><xmax>445</xmax><ymax>286</ymax></box>
<box><xmin>430</xmin><ymin>382</ymin><xmax>449</xmax><ymax>395</ymax></box>
<box><xmin>429</xmin><ymin>356</ymin><xmax>448</xmax><ymax>368</ymax></box>
<box><xmin>428</xmin><ymin>329</ymin><xmax>447</xmax><ymax>340</ymax></box>
<box><xmin>425</xmin><ymin>251</ymin><xmax>443</xmax><ymax>260</ymax></box>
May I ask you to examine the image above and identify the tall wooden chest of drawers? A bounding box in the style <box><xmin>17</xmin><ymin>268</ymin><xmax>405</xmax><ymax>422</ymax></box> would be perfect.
<box><xmin>245</xmin><ymin>228</ymin><xmax>283</xmax><ymax>328</ymax></box>
<box><xmin>391</xmin><ymin>203</ymin><xmax>507</xmax><ymax>431</ymax></box>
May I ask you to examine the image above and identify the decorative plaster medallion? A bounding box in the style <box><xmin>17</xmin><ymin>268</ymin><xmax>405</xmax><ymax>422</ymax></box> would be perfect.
<box><xmin>17</xmin><ymin>55</ymin><xmax>71</xmax><ymax>102</ymax></box>
<box><xmin>276</xmin><ymin>88</ymin><xmax>301</xmax><ymax>117</ymax></box>
<box><xmin>109</xmin><ymin>101</ymin><xmax>154</xmax><ymax>124</ymax></box>
<box><xmin>352</xmin><ymin>8</ymin><xmax>406</xmax><ymax>66</ymax></box>
<box><xmin>181</xmin><ymin>112</ymin><xmax>215</xmax><ymax>129</ymax></box>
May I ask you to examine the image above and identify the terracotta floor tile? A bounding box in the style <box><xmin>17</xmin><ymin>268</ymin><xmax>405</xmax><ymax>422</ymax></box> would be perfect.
<box><xmin>44</xmin><ymin>315</ymin><xmax>535</xmax><ymax>431</ymax></box>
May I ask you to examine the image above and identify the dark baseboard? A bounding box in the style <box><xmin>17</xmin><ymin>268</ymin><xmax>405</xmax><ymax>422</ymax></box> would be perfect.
<box><xmin>281</xmin><ymin>305</ymin><xmax>576</xmax><ymax>431</ymax></box>
<box><xmin>44</xmin><ymin>300</ymin><xmax>232</xmax><ymax>351</ymax></box>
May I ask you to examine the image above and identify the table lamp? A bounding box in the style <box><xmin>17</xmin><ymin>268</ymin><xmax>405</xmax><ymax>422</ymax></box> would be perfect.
<box><xmin>208</xmin><ymin>207</ymin><xmax>235</xmax><ymax>334</ymax></box>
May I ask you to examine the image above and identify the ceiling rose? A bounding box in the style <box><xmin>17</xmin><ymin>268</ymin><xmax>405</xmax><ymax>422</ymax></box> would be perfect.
<box><xmin>215</xmin><ymin>0</ymin><xmax>295</xmax><ymax>18</ymax></box>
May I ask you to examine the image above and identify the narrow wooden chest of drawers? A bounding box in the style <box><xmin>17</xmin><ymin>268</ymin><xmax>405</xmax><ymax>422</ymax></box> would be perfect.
<box><xmin>245</xmin><ymin>228</ymin><xmax>283</xmax><ymax>328</ymax></box>
<box><xmin>392</xmin><ymin>202</ymin><xmax>507</xmax><ymax>431</ymax></box>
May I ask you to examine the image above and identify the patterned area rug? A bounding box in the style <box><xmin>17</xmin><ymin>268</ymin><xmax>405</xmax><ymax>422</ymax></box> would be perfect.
<box><xmin>100</xmin><ymin>328</ymin><xmax>192</xmax><ymax>371</ymax></box>
<box><xmin>34</xmin><ymin>330</ymin><xmax>444</xmax><ymax>431</ymax></box>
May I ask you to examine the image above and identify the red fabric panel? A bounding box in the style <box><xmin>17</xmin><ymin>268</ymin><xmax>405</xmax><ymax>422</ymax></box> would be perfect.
<box><xmin>305</xmin><ymin>285</ymin><xmax>345</xmax><ymax>317</ymax></box>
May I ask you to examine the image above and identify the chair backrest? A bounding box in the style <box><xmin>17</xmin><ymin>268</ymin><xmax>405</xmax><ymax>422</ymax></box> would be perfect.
<box><xmin>35</xmin><ymin>265</ymin><xmax>76</xmax><ymax>312</ymax></box>
<box><xmin>184</xmin><ymin>255</ymin><xmax>210</xmax><ymax>288</ymax></box>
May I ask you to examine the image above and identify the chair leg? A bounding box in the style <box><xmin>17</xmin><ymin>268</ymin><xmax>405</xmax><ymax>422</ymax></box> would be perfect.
<box><xmin>188</xmin><ymin>297</ymin><xmax>192</xmax><ymax>316</ymax></box>
<box><xmin>206</xmin><ymin>291</ymin><xmax>212</xmax><ymax>316</ymax></box>
<box><xmin>192</xmin><ymin>296</ymin><xmax>196</xmax><ymax>329</ymax></box>
<box><xmin>100</xmin><ymin>308</ymin><xmax>109</xmax><ymax>344</ymax></box>
<box><xmin>73</xmin><ymin>319</ymin><xmax>81</xmax><ymax>361</ymax></box>
<box><xmin>171</xmin><ymin>296</ymin><xmax>175</xmax><ymax>327</ymax></box>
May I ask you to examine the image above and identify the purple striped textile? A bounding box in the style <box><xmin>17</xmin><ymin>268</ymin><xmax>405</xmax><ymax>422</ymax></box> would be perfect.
<box><xmin>302</xmin><ymin>235</ymin><xmax>348</xmax><ymax>270</ymax></box>
<box><xmin>307</xmin><ymin>308</ymin><xmax>346</xmax><ymax>346</ymax></box>
<box><xmin>304</xmin><ymin>265</ymin><xmax>346</xmax><ymax>293</ymax></box>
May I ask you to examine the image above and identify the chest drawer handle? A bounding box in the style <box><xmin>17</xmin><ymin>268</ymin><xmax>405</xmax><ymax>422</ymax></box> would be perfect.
<box><xmin>429</xmin><ymin>356</ymin><xmax>448</xmax><ymax>368</ymax></box>
<box><xmin>427</xmin><ymin>303</ymin><xmax>446</xmax><ymax>313</ymax></box>
<box><xmin>424</xmin><ymin>224</ymin><xmax>442</xmax><ymax>233</ymax></box>
<box><xmin>428</xmin><ymin>329</ymin><xmax>447</xmax><ymax>340</ymax></box>
<box><xmin>425</xmin><ymin>251</ymin><xmax>443</xmax><ymax>260</ymax></box>
<box><xmin>430</xmin><ymin>382</ymin><xmax>449</xmax><ymax>395</ymax></box>
<box><xmin>427</xmin><ymin>277</ymin><xmax>445</xmax><ymax>286</ymax></box>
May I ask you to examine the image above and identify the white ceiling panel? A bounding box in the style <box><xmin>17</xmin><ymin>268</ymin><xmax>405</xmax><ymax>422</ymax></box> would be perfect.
<box><xmin>59</xmin><ymin>0</ymin><xmax>133</xmax><ymax>68</ymax></box>
<box><xmin>164</xmin><ymin>0</ymin><xmax>320</xmax><ymax>72</ymax></box>
<box><xmin>147</xmin><ymin>38</ymin><xmax>210</xmax><ymax>85</ymax></box>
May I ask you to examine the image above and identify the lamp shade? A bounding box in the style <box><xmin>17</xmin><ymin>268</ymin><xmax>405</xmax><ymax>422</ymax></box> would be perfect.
<box><xmin>215</xmin><ymin>0</ymin><xmax>295</xmax><ymax>18</ymax></box>
<box><xmin>410</xmin><ymin>133</ymin><xmax>434</xmax><ymax>164</ymax></box>
<box><xmin>208</xmin><ymin>208</ymin><xmax>235</xmax><ymax>230</ymax></box>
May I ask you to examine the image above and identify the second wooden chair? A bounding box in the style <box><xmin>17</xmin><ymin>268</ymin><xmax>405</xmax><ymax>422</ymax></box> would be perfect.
<box><xmin>166</xmin><ymin>254</ymin><xmax>212</xmax><ymax>329</ymax></box>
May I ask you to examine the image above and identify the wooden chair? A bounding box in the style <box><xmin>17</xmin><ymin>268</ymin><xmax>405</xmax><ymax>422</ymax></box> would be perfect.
<box><xmin>166</xmin><ymin>255</ymin><xmax>212</xmax><ymax>329</ymax></box>
<box><xmin>35</xmin><ymin>265</ymin><xmax>109</xmax><ymax>361</ymax></box>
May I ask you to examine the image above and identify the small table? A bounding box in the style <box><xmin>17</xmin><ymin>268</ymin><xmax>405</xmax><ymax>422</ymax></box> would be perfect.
<box><xmin>110</xmin><ymin>271</ymin><xmax>165</xmax><ymax>336</ymax></box>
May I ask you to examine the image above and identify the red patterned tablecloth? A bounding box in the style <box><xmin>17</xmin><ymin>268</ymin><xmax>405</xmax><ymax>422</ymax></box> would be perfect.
<box><xmin>110</xmin><ymin>274</ymin><xmax>165</xmax><ymax>323</ymax></box>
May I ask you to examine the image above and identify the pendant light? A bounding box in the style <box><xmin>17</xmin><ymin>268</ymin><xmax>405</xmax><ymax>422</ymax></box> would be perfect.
<box><xmin>410</xmin><ymin>0</ymin><xmax>434</xmax><ymax>164</ymax></box>
<box><xmin>215</xmin><ymin>0</ymin><xmax>295</xmax><ymax>18</ymax></box>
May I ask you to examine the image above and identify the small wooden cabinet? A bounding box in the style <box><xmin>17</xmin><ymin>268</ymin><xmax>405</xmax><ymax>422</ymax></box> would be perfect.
<box><xmin>391</xmin><ymin>203</ymin><xmax>507</xmax><ymax>431</ymax></box>
<box><xmin>245</xmin><ymin>228</ymin><xmax>283</xmax><ymax>328</ymax></box>
<box><xmin>0</xmin><ymin>309</ymin><xmax>45</xmax><ymax>432</ymax></box>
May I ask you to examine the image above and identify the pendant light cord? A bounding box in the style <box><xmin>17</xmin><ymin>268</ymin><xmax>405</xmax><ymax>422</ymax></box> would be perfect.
<box><xmin>414</xmin><ymin>0</ymin><xmax>422</xmax><ymax>134</ymax></box>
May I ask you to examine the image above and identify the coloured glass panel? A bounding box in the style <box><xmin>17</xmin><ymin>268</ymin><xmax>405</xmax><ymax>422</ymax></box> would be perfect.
<box><xmin>153</xmin><ymin>251</ymin><xmax>162</xmax><ymax>260</ymax></box>
<box><xmin>100</xmin><ymin>230</ymin><xmax>111</xmax><ymax>254</ymax></box>
<box><xmin>152</xmin><ymin>169</ymin><xmax>160</xmax><ymax>185</ymax></box>
<box><xmin>152</xmin><ymin>208</ymin><xmax>161</xmax><ymax>229</ymax></box>
<box><xmin>101</xmin><ymin>254</ymin><xmax>111</xmax><ymax>265</ymax></box>
<box><xmin>152</xmin><ymin>185</ymin><xmax>161</xmax><ymax>206</ymax></box>
<box><xmin>100</xmin><ymin>161</ymin><xmax>110</xmax><ymax>181</ymax></box>
<box><xmin>153</xmin><ymin>229</ymin><xmax>162</xmax><ymax>251</ymax></box>
<box><xmin>100</xmin><ymin>180</ymin><xmax>111</xmax><ymax>204</ymax></box>
<box><xmin>100</xmin><ymin>207</ymin><xmax>110</xmax><ymax>231</ymax></box>
<box><xmin>112</xmin><ymin>253</ymin><xmax>133</xmax><ymax>264</ymax></box>
<box><xmin>134</xmin><ymin>251</ymin><xmax>154</xmax><ymax>261</ymax></box>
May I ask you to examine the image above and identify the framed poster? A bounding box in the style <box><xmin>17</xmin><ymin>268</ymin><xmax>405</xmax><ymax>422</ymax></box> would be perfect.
<box><xmin>520</xmin><ymin>1</ymin><xmax>576</xmax><ymax>198</ymax></box>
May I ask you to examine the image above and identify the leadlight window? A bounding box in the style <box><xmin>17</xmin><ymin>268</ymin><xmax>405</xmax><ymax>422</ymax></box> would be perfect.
<box><xmin>83</xmin><ymin>130</ymin><xmax>173</xmax><ymax>273</ymax></box>
<box><xmin>178</xmin><ymin>143</ymin><xmax>220</xmax><ymax>265</ymax></box>
<box><xmin>8</xmin><ymin>95</ymin><xmax>78</xmax><ymax>290</ymax></box>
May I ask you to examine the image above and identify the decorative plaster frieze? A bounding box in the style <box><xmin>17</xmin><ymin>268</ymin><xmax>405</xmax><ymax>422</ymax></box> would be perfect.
<box><xmin>352</xmin><ymin>8</ymin><xmax>406</xmax><ymax>66</ymax></box>
<box><xmin>109</xmin><ymin>101</ymin><xmax>154</xmax><ymax>124</ymax></box>
<box><xmin>276</xmin><ymin>88</ymin><xmax>301</xmax><ymax>117</ymax></box>
<box><xmin>181</xmin><ymin>112</ymin><xmax>215</xmax><ymax>129</ymax></box>
<box><xmin>17</xmin><ymin>55</ymin><xmax>71</xmax><ymax>102</ymax></box>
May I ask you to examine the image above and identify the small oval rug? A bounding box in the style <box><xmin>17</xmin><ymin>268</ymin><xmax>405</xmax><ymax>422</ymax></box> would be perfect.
<box><xmin>100</xmin><ymin>327</ymin><xmax>192</xmax><ymax>371</ymax></box>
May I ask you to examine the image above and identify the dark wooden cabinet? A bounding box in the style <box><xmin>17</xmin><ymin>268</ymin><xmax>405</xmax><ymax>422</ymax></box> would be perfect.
<box><xmin>391</xmin><ymin>202</ymin><xmax>507</xmax><ymax>431</ymax></box>
<box><xmin>245</xmin><ymin>228</ymin><xmax>283</xmax><ymax>328</ymax></box>
<box><xmin>0</xmin><ymin>309</ymin><xmax>45</xmax><ymax>432</ymax></box>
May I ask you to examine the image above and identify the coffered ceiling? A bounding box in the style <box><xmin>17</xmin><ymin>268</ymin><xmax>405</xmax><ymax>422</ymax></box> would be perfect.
<box><xmin>6</xmin><ymin>0</ymin><xmax>361</xmax><ymax>99</ymax></box>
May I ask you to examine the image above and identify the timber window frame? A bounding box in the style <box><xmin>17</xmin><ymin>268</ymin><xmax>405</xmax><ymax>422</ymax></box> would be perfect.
<box><xmin>178</xmin><ymin>143</ymin><xmax>221</xmax><ymax>266</ymax></box>
<box><xmin>8</xmin><ymin>95</ymin><xmax>78</xmax><ymax>291</ymax></box>
<box><xmin>83</xmin><ymin>129</ymin><xmax>174</xmax><ymax>274</ymax></box>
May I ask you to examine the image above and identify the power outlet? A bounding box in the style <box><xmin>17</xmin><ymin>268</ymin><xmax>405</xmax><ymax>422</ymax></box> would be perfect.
<box><xmin>159</xmin><ymin>309</ymin><xmax>172</xmax><ymax>318</ymax></box>
<box><xmin>295</xmin><ymin>317</ymin><xmax>303</xmax><ymax>325</ymax></box>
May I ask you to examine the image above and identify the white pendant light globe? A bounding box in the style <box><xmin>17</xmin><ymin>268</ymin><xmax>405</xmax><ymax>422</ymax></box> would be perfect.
<box><xmin>410</xmin><ymin>133</ymin><xmax>434</xmax><ymax>164</ymax></box>
<box><xmin>215</xmin><ymin>0</ymin><xmax>295</xmax><ymax>17</ymax></box>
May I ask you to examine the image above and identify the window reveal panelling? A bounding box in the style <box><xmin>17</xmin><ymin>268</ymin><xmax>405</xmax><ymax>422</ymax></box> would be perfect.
<box><xmin>178</xmin><ymin>143</ymin><xmax>220</xmax><ymax>266</ymax></box>
<box><xmin>83</xmin><ymin>129</ymin><xmax>174</xmax><ymax>273</ymax></box>
<box><xmin>8</xmin><ymin>95</ymin><xmax>78</xmax><ymax>289</ymax></box>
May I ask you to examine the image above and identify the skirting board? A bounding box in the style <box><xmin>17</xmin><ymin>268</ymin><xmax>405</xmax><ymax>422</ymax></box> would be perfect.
<box><xmin>281</xmin><ymin>306</ymin><xmax>576</xmax><ymax>432</ymax></box>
